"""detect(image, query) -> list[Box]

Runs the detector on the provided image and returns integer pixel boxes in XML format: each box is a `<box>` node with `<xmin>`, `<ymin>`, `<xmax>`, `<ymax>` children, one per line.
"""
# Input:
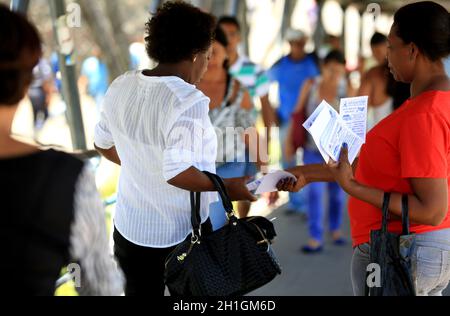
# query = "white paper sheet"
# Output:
<box><xmin>340</xmin><ymin>96</ymin><xmax>369</xmax><ymax>143</ymax></box>
<box><xmin>320</xmin><ymin>115</ymin><xmax>364</xmax><ymax>164</ymax></box>
<box><xmin>246</xmin><ymin>171</ymin><xmax>297</xmax><ymax>194</ymax></box>
<box><xmin>303</xmin><ymin>98</ymin><xmax>368</xmax><ymax>164</ymax></box>
<box><xmin>303</xmin><ymin>101</ymin><xmax>334</xmax><ymax>163</ymax></box>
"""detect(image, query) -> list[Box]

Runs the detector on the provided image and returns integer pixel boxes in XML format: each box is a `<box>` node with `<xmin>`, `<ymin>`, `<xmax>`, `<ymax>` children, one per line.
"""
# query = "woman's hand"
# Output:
<box><xmin>224</xmin><ymin>177</ymin><xmax>257</xmax><ymax>202</ymax></box>
<box><xmin>276</xmin><ymin>170</ymin><xmax>308</xmax><ymax>192</ymax></box>
<box><xmin>327</xmin><ymin>143</ymin><xmax>357</xmax><ymax>193</ymax></box>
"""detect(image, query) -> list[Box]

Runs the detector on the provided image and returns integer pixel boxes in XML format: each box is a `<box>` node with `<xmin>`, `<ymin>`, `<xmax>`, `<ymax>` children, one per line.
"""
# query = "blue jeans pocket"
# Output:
<box><xmin>414</xmin><ymin>246</ymin><xmax>444</xmax><ymax>294</ymax></box>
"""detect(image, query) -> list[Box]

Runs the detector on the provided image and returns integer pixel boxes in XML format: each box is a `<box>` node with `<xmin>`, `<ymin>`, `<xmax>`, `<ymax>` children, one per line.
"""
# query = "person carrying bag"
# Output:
<box><xmin>165</xmin><ymin>171</ymin><xmax>282</xmax><ymax>296</ymax></box>
<box><xmin>366</xmin><ymin>193</ymin><xmax>416</xmax><ymax>296</ymax></box>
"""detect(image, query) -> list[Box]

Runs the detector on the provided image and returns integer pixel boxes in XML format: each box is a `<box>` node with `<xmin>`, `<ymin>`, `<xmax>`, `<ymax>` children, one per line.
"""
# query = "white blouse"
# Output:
<box><xmin>94</xmin><ymin>71</ymin><xmax>218</xmax><ymax>248</ymax></box>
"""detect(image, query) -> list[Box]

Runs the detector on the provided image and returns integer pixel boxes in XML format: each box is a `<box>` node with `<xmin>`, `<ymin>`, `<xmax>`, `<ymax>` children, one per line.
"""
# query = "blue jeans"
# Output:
<box><xmin>279</xmin><ymin>122</ymin><xmax>306</xmax><ymax>213</ymax></box>
<box><xmin>209</xmin><ymin>162</ymin><xmax>247</xmax><ymax>230</ymax></box>
<box><xmin>351</xmin><ymin>229</ymin><xmax>450</xmax><ymax>296</ymax></box>
<box><xmin>303</xmin><ymin>149</ymin><xmax>345</xmax><ymax>242</ymax></box>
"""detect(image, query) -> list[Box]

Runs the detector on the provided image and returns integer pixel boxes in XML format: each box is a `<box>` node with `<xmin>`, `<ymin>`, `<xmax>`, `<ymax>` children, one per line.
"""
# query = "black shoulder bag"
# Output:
<box><xmin>367</xmin><ymin>193</ymin><xmax>416</xmax><ymax>296</ymax></box>
<box><xmin>164</xmin><ymin>171</ymin><xmax>282</xmax><ymax>296</ymax></box>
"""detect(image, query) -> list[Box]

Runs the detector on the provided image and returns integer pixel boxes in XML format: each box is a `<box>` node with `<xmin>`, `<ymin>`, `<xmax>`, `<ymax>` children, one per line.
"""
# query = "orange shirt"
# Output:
<box><xmin>349</xmin><ymin>90</ymin><xmax>450</xmax><ymax>247</ymax></box>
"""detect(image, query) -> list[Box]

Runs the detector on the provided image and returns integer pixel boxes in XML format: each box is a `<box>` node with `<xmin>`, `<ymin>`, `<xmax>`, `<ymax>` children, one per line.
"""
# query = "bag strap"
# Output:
<box><xmin>190</xmin><ymin>172</ymin><xmax>236</xmax><ymax>239</ymax></box>
<box><xmin>190</xmin><ymin>191</ymin><xmax>202</xmax><ymax>238</ymax></box>
<box><xmin>402</xmin><ymin>195</ymin><xmax>410</xmax><ymax>236</ymax></box>
<box><xmin>202</xmin><ymin>171</ymin><xmax>234</xmax><ymax>215</ymax></box>
<box><xmin>381</xmin><ymin>192</ymin><xmax>391</xmax><ymax>234</ymax></box>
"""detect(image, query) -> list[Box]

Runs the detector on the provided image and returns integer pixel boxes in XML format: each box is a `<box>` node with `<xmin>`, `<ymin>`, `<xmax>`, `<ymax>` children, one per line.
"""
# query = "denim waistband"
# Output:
<box><xmin>415</xmin><ymin>229</ymin><xmax>450</xmax><ymax>251</ymax></box>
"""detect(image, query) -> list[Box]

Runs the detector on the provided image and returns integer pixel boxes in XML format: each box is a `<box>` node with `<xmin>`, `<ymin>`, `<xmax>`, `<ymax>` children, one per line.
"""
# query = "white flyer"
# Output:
<box><xmin>303</xmin><ymin>101</ymin><xmax>334</xmax><ymax>163</ymax></box>
<box><xmin>340</xmin><ymin>96</ymin><xmax>369</xmax><ymax>143</ymax></box>
<box><xmin>320</xmin><ymin>115</ymin><xmax>364</xmax><ymax>164</ymax></box>
<box><xmin>246</xmin><ymin>171</ymin><xmax>297</xmax><ymax>194</ymax></box>
<box><xmin>302</xmin><ymin>98</ymin><xmax>368</xmax><ymax>164</ymax></box>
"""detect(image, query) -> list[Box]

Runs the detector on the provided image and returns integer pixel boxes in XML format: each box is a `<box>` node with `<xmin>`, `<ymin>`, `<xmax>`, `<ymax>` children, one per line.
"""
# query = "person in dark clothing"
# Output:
<box><xmin>0</xmin><ymin>5</ymin><xmax>123</xmax><ymax>296</ymax></box>
<box><xmin>28</xmin><ymin>57</ymin><xmax>53</xmax><ymax>133</ymax></box>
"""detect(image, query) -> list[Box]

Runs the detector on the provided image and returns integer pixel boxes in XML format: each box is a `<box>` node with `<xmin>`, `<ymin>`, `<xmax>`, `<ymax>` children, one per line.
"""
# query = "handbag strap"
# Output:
<box><xmin>190</xmin><ymin>172</ymin><xmax>236</xmax><ymax>238</ymax></box>
<box><xmin>381</xmin><ymin>192</ymin><xmax>391</xmax><ymax>234</ymax></box>
<box><xmin>402</xmin><ymin>195</ymin><xmax>410</xmax><ymax>236</ymax></box>
<box><xmin>202</xmin><ymin>171</ymin><xmax>234</xmax><ymax>215</ymax></box>
<box><xmin>190</xmin><ymin>191</ymin><xmax>202</xmax><ymax>238</ymax></box>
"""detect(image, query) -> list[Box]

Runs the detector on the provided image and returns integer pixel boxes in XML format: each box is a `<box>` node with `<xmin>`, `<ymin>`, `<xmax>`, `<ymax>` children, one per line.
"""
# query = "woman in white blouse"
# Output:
<box><xmin>94</xmin><ymin>1</ymin><xmax>255</xmax><ymax>296</ymax></box>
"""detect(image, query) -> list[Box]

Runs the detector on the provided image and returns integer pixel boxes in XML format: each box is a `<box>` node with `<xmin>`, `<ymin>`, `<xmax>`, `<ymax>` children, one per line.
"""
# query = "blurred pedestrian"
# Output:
<box><xmin>268</xmin><ymin>28</ymin><xmax>320</xmax><ymax>216</ymax></box>
<box><xmin>285</xmin><ymin>50</ymin><xmax>350</xmax><ymax>253</ymax></box>
<box><xmin>28</xmin><ymin>57</ymin><xmax>53</xmax><ymax>135</ymax></box>
<box><xmin>79</xmin><ymin>47</ymin><xmax>109</xmax><ymax>120</ymax></box>
<box><xmin>359</xmin><ymin>32</ymin><xmax>410</xmax><ymax>130</ymax></box>
<box><xmin>197</xmin><ymin>26</ymin><xmax>262</xmax><ymax>230</ymax></box>
<box><xmin>218</xmin><ymin>16</ymin><xmax>278</xmax><ymax>216</ymax></box>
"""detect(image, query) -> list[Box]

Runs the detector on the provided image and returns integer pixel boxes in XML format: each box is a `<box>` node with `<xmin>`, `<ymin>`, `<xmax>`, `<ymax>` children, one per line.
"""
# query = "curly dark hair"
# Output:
<box><xmin>145</xmin><ymin>1</ymin><xmax>216</xmax><ymax>64</ymax></box>
<box><xmin>0</xmin><ymin>5</ymin><xmax>41</xmax><ymax>106</ymax></box>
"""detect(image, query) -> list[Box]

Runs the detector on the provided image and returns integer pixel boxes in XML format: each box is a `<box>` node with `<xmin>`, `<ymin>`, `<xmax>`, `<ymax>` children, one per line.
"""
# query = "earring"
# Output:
<box><xmin>193</xmin><ymin>56</ymin><xmax>197</xmax><ymax>63</ymax></box>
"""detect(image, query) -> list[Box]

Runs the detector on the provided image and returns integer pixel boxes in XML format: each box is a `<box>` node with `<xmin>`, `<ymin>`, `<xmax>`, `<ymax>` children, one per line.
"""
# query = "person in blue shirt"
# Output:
<box><xmin>50</xmin><ymin>52</ymin><xmax>62</xmax><ymax>95</ymax></box>
<box><xmin>268</xmin><ymin>28</ymin><xmax>320</xmax><ymax>215</ymax></box>
<box><xmin>80</xmin><ymin>47</ymin><xmax>109</xmax><ymax>120</ymax></box>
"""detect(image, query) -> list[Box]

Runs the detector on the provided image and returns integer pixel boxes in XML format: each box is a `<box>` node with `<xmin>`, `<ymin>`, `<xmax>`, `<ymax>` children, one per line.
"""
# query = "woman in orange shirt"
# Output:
<box><xmin>279</xmin><ymin>1</ymin><xmax>450</xmax><ymax>296</ymax></box>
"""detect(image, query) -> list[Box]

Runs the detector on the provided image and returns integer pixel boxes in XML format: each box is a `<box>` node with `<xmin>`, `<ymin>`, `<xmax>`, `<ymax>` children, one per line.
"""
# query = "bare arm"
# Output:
<box><xmin>345</xmin><ymin>177</ymin><xmax>448</xmax><ymax>226</ymax></box>
<box><xmin>244</xmin><ymin>129</ymin><xmax>269</xmax><ymax>174</ymax></box>
<box><xmin>94</xmin><ymin>144</ymin><xmax>121</xmax><ymax>166</ymax></box>
<box><xmin>280</xmin><ymin>158</ymin><xmax>359</xmax><ymax>191</ymax></box>
<box><xmin>260</xmin><ymin>94</ymin><xmax>277</xmax><ymax>129</ymax></box>
<box><xmin>328</xmin><ymin>146</ymin><xmax>448</xmax><ymax>227</ymax></box>
<box><xmin>293</xmin><ymin>79</ymin><xmax>314</xmax><ymax>114</ymax></box>
<box><xmin>167</xmin><ymin>167</ymin><xmax>217</xmax><ymax>192</ymax></box>
<box><xmin>281</xmin><ymin>80</ymin><xmax>314</xmax><ymax>160</ymax></box>
<box><xmin>283</xmin><ymin>146</ymin><xmax>448</xmax><ymax>227</ymax></box>
<box><xmin>168</xmin><ymin>167</ymin><xmax>256</xmax><ymax>202</ymax></box>
<box><xmin>42</xmin><ymin>79</ymin><xmax>54</xmax><ymax>106</ymax></box>
<box><xmin>93</xmin><ymin>144</ymin><xmax>256</xmax><ymax>202</ymax></box>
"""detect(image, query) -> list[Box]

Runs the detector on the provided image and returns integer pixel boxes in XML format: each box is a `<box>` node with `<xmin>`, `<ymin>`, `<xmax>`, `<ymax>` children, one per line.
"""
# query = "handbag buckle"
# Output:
<box><xmin>191</xmin><ymin>232</ymin><xmax>201</xmax><ymax>244</ymax></box>
<box><xmin>226</xmin><ymin>211</ymin><xmax>236</xmax><ymax>220</ymax></box>
<box><xmin>176</xmin><ymin>235</ymin><xmax>201</xmax><ymax>263</ymax></box>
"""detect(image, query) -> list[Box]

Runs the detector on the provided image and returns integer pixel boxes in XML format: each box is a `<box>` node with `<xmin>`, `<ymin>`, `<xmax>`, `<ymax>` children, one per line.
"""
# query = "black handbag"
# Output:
<box><xmin>367</xmin><ymin>193</ymin><xmax>416</xmax><ymax>296</ymax></box>
<box><xmin>164</xmin><ymin>171</ymin><xmax>282</xmax><ymax>296</ymax></box>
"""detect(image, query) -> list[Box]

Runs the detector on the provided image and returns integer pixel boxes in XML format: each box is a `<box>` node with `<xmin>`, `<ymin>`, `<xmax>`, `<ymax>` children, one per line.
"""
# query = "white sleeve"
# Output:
<box><xmin>69</xmin><ymin>163</ymin><xmax>124</xmax><ymax>296</ymax></box>
<box><xmin>94</xmin><ymin>110</ymin><xmax>115</xmax><ymax>150</ymax></box>
<box><xmin>162</xmin><ymin>99</ymin><xmax>210</xmax><ymax>181</ymax></box>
